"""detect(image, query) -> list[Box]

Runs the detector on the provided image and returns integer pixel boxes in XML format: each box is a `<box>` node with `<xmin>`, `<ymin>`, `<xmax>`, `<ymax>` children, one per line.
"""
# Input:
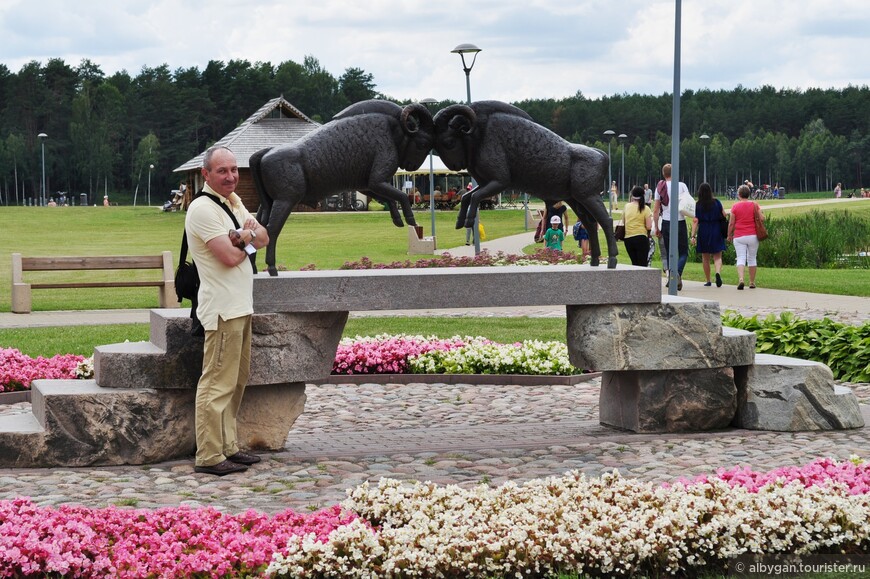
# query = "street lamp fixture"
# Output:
<box><xmin>700</xmin><ymin>133</ymin><xmax>710</xmax><ymax>183</ymax></box>
<box><xmin>603</xmin><ymin>130</ymin><xmax>614</xmax><ymax>215</ymax></box>
<box><xmin>618</xmin><ymin>133</ymin><xmax>627</xmax><ymax>203</ymax></box>
<box><xmin>419</xmin><ymin>98</ymin><xmax>439</xmax><ymax>242</ymax></box>
<box><xmin>37</xmin><ymin>133</ymin><xmax>47</xmax><ymax>206</ymax></box>
<box><xmin>452</xmin><ymin>43</ymin><xmax>482</xmax><ymax>254</ymax></box>
<box><xmin>451</xmin><ymin>43</ymin><xmax>481</xmax><ymax>104</ymax></box>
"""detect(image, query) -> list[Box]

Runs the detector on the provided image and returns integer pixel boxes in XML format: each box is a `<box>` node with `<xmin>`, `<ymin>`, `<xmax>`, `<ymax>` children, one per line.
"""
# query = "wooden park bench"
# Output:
<box><xmin>11</xmin><ymin>252</ymin><xmax>177</xmax><ymax>313</ymax></box>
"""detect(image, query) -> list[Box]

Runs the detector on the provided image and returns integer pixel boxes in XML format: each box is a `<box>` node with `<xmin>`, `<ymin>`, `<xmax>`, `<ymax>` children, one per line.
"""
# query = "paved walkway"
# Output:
<box><xmin>1</xmin><ymin>205</ymin><xmax>868</xmax><ymax>515</ymax></box>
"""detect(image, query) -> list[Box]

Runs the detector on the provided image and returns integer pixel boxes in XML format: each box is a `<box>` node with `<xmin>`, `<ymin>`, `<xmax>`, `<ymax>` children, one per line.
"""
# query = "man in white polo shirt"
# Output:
<box><xmin>185</xmin><ymin>146</ymin><xmax>269</xmax><ymax>476</ymax></box>
<box><xmin>651</xmin><ymin>163</ymin><xmax>690</xmax><ymax>291</ymax></box>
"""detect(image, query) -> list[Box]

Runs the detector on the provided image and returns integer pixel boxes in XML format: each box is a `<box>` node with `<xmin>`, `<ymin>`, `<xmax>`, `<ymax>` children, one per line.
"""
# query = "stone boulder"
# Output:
<box><xmin>95</xmin><ymin>309</ymin><xmax>347</xmax><ymax>389</ymax></box>
<box><xmin>733</xmin><ymin>354</ymin><xmax>865</xmax><ymax>431</ymax></box>
<box><xmin>567</xmin><ymin>296</ymin><xmax>756</xmax><ymax>372</ymax></box>
<box><xmin>0</xmin><ymin>380</ymin><xmax>195</xmax><ymax>468</ymax></box>
<box><xmin>599</xmin><ymin>368</ymin><xmax>737</xmax><ymax>433</ymax></box>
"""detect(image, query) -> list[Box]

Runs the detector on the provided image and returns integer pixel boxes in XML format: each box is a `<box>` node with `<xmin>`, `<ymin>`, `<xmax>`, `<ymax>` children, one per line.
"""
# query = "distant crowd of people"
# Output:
<box><xmin>537</xmin><ymin>164</ymin><xmax>782</xmax><ymax>292</ymax></box>
<box><xmin>835</xmin><ymin>182</ymin><xmax>870</xmax><ymax>198</ymax></box>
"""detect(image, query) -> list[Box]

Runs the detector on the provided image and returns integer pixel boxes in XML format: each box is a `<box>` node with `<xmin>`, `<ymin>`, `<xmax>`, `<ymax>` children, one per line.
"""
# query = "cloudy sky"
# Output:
<box><xmin>2</xmin><ymin>0</ymin><xmax>868</xmax><ymax>103</ymax></box>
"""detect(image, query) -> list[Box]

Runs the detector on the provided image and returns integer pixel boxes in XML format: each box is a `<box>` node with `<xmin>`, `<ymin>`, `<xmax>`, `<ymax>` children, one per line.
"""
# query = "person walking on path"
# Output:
<box><xmin>609</xmin><ymin>181</ymin><xmax>619</xmax><ymax>211</ymax></box>
<box><xmin>691</xmin><ymin>182</ymin><xmax>727</xmax><ymax>287</ymax></box>
<box><xmin>727</xmin><ymin>184</ymin><xmax>764</xmax><ymax>290</ymax></box>
<box><xmin>572</xmin><ymin>220</ymin><xmax>590</xmax><ymax>261</ymax></box>
<box><xmin>185</xmin><ymin>145</ymin><xmax>269</xmax><ymax>476</ymax></box>
<box><xmin>652</xmin><ymin>163</ymin><xmax>690</xmax><ymax>291</ymax></box>
<box><xmin>622</xmin><ymin>186</ymin><xmax>653</xmax><ymax>266</ymax></box>
<box><xmin>544</xmin><ymin>216</ymin><xmax>565</xmax><ymax>251</ymax></box>
<box><xmin>544</xmin><ymin>200</ymin><xmax>569</xmax><ymax>234</ymax></box>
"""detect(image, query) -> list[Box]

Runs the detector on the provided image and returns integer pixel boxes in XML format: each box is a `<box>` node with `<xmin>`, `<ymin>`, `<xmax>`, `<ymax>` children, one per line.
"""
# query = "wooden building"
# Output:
<box><xmin>173</xmin><ymin>96</ymin><xmax>320</xmax><ymax>210</ymax></box>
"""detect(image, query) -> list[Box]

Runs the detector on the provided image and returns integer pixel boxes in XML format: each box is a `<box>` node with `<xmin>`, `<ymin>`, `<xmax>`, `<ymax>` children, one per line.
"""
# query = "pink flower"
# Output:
<box><xmin>0</xmin><ymin>498</ymin><xmax>361</xmax><ymax>577</ymax></box>
<box><xmin>332</xmin><ymin>334</ymin><xmax>469</xmax><ymax>375</ymax></box>
<box><xmin>0</xmin><ymin>348</ymin><xmax>85</xmax><ymax>393</ymax></box>
<box><xmin>668</xmin><ymin>457</ymin><xmax>870</xmax><ymax>495</ymax></box>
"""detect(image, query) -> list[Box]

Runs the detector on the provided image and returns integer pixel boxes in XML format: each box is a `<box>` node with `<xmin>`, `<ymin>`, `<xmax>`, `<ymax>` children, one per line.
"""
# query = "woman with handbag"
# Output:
<box><xmin>727</xmin><ymin>184</ymin><xmax>766</xmax><ymax>290</ymax></box>
<box><xmin>622</xmin><ymin>186</ymin><xmax>653</xmax><ymax>266</ymax></box>
<box><xmin>690</xmin><ymin>182</ymin><xmax>727</xmax><ymax>287</ymax></box>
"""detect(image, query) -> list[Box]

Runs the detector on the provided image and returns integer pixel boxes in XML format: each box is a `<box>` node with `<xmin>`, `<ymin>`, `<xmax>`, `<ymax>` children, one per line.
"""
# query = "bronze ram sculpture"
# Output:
<box><xmin>250</xmin><ymin>100</ymin><xmax>434</xmax><ymax>275</ymax></box>
<box><xmin>433</xmin><ymin>100</ymin><xmax>617</xmax><ymax>267</ymax></box>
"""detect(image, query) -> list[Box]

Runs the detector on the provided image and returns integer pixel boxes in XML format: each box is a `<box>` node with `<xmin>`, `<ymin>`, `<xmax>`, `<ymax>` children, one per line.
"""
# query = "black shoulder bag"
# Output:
<box><xmin>175</xmin><ymin>192</ymin><xmax>253</xmax><ymax>337</ymax></box>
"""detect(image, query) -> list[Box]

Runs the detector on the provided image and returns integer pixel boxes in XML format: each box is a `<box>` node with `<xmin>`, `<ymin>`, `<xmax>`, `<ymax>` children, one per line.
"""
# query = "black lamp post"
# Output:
<box><xmin>700</xmin><ymin>134</ymin><xmax>710</xmax><ymax>183</ymax></box>
<box><xmin>618</xmin><ymin>133</ymin><xmax>627</xmax><ymax>203</ymax></box>
<box><xmin>148</xmin><ymin>164</ymin><xmax>154</xmax><ymax>206</ymax></box>
<box><xmin>38</xmin><ymin>133</ymin><xmax>47</xmax><ymax>206</ymax></box>
<box><xmin>603</xmin><ymin>130</ymin><xmax>614</xmax><ymax>215</ymax></box>
<box><xmin>420</xmin><ymin>98</ymin><xmax>439</xmax><ymax>242</ymax></box>
<box><xmin>452</xmin><ymin>43</ymin><xmax>482</xmax><ymax>255</ymax></box>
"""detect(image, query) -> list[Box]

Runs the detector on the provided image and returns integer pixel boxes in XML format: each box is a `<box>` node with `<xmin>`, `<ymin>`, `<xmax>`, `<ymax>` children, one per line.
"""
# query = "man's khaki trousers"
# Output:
<box><xmin>195</xmin><ymin>314</ymin><xmax>252</xmax><ymax>467</ymax></box>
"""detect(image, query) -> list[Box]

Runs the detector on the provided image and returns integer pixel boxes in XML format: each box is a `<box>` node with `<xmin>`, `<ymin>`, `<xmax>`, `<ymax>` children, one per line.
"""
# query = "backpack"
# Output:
<box><xmin>656</xmin><ymin>180</ymin><xmax>669</xmax><ymax>206</ymax></box>
<box><xmin>534</xmin><ymin>218</ymin><xmax>545</xmax><ymax>243</ymax></box>
<box><xmin>572</xmin><ymin>221</ymin><xmax>582</xmax><ymax>240</ymax></box>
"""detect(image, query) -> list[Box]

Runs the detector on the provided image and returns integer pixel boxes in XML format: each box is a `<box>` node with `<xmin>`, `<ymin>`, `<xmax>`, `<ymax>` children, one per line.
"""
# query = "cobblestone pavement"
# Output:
<box><xmin>1</xmin><ymin>305</ymin><xmax>868</xmax><ymax>515</ymax></box>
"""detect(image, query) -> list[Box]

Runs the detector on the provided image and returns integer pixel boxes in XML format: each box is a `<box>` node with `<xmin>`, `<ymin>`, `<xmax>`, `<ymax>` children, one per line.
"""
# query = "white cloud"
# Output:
<box><xmin>0</xmin><ymin>0</ymin><xmax>866</xmax><ymax>101</ymax></box>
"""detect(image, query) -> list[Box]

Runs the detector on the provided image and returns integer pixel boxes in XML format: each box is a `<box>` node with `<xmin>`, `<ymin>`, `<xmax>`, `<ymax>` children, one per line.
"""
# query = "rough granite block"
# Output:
<box><xmin>95</xmin><ymin>310</ymin><xmax>346</xmax><ymax>389</ymax></box>
<box><xmin>252</xmin><ymin>264</ymin><xmax>661</xmax><ymax>312</ymax></box>
<box><xmin>567</xmin><ymin>296</ymin><xmax>755</xmax><ymax>371</ymax></box>
<box><xmin>599</xmin><ymin>368</ymin><xmax>737</xmax><ymax>433</ymax></box>
<box><xmin>734</xmin><ymin>354</ymin><xmax>864</xmax><ymax>431</ymax></box>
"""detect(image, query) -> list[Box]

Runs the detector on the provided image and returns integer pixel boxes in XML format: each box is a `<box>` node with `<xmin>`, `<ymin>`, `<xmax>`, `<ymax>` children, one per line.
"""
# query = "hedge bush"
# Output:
<box><xmin>691</xmin><ymin>210</ymin><xmax>870</xmax><ymax>269</ymax></box>
<box><xmin>723</xmin><ymin>311</ymin><xmax>870</xmax><ymax>382</ymax></box>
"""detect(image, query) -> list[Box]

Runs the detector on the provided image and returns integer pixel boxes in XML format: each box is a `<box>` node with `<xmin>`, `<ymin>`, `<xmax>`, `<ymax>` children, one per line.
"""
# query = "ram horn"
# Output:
<box><xmin>400</xmin><ymin>103</ymin><xmax>433</xmax><ymax>134</ymax></box>
<box><xmin>434</xmin><ymin>104</ymin><xmax>476</xmax><ymax>135</ymax></box>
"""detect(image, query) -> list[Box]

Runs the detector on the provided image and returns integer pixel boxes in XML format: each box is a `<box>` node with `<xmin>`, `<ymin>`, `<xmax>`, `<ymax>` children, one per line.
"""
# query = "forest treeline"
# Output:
<box><xmin>0</xmin><ymin>56</ymin><xmax>867</xmax><ymax>204</ymax></box>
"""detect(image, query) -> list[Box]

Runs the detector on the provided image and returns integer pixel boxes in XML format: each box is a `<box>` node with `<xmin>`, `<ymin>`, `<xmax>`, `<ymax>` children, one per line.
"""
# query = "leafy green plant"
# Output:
<box><xmin>758</xmin><ymin>210</ymin><xmax>870</xmax><ymax>269</ymax></box>
<box><xmin>723</xmin><ymin>311</ymin><xmax>870</xmax><ymax>382</ymax></box>
<box><xmin>690</xmin><ymin>210</ymin><xmax>870</xmax><ymax>269</ymax></box>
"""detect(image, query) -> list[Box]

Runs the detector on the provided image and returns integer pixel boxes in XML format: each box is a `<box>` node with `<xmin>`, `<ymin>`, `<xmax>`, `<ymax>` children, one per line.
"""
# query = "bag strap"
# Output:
<box><xmin>179</xmin><ymin>191</ymin><xmax>243</xmax><ymax>263</ymax></box>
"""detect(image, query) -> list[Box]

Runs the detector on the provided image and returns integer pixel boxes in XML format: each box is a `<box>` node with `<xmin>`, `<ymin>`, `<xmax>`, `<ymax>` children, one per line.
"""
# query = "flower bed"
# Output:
<box><xmin>299</xmin><ymin>248</ymin><xmax>582</xmax><ymax>271</ymax></box>
<box><xmin>1</xmin><ymin>458</ymin><xmax>868</xmax><ymax>577</ymax></box>
<box><xmin>271</xmin><ymin>457</ymin><xmax>870</xmax><ymax>578</ymax></box>
<box><xmin>0</xmin><ymin>348</ymin><xmax>90</xmax><ymax>393</ymax></box>
<box><xmin>333</xmin><ymin>334</ymin><xmax>581</xmax><ymax>376</ymax></box>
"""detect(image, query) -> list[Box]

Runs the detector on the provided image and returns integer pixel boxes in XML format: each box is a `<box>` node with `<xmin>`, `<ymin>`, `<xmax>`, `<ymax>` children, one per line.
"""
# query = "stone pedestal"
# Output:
<box><xmin>599</xmin><ymin>368</ymin><xmax>737</xmax><ymax>433</ymax></box>
<box><xmin>238</xmin><ymin>382</ymin><xmax>307</xmax><ymax>450</ymax></box>
<box><xmin>734</xmin><ymin>354</ymin><xmax>864</xmax><ymax>431</ymax></box>
<box><xmin>1</xmin><ymin>267</ymin><xmax>864</xmax><ymax>468</ymax></box>
<box><xmin>567</xmin><ymin>296</ymin><xmax>756</xmax><ymax>372</ymax></box>
<box><xmin>94</xmin><ymin>309</ymin><xmax>347</xmax><ymax>389</ymax></box>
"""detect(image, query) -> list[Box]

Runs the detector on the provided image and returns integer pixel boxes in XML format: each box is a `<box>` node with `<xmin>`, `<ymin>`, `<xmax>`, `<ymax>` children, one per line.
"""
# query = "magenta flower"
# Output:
<box><xmin>0</xmin><ymin>348</ymin><xmax>85</xmax><ymax>393</ymax></box>
<box><xmin>0</xmin><ymin>498</ymin><xmax>360</xmax><ymax>577</ymax></box>
<box><xmin>332</xmin><ymin>334</ymin><xmax>469</xmax><ymax>375</ymax></box>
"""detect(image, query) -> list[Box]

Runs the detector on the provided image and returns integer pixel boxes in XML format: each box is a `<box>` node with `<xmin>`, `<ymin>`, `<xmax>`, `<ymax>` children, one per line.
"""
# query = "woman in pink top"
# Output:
<box><xmin>727</xmin><ymin>185</ymin><xmax>765</xmax><ymax>290</ymax></box>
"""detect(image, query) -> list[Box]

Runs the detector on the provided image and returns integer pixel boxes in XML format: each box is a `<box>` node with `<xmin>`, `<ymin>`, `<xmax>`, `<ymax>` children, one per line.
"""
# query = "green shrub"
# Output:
<box><xmin>760</xmin><ymin>210</ymin><xmax>870</xmax><ymax>269</ymax></box>
<box><xmin>691</xmin><ymin>210</ymin><xmax>870</xmax><ymax>269</ymax></box>
<box><xmin>723</xmin><ymin>311</ymin><xmax>870</xmax><ymax>382</ymax></box>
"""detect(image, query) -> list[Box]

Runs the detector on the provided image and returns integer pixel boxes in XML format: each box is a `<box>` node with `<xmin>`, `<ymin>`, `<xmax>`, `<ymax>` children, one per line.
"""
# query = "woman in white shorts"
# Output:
<box><xmin>726</xmin><ymin>185</ymin><xmax>764</xmax><ymax>290</ymax></box>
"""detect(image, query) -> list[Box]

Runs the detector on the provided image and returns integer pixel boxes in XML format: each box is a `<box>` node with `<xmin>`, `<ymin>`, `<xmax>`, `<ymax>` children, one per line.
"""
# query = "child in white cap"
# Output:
<box><xmin>544</xmin><ymin>216</ymin><xmax>565</xmax><ymax>251</ymax></box>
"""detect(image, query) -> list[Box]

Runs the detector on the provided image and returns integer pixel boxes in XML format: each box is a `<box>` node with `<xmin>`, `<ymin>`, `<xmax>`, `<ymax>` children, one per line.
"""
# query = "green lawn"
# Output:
<box><xmin>0</xmin><ymin>205</ymin><xmax>532</xmax><ymax>311</ymax></box>
<box><xmin>2</xmin><ymin>198</ymin><xmax>868</xmax><ymax>358</ymax></box>
<box><xmin>0</xmin><ymin>317</ymin><xmax>572</xmax><ymax>358</ymax></box>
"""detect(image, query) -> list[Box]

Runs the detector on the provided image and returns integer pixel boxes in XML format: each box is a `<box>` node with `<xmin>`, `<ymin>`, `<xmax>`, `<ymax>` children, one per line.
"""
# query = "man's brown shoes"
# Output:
<box><xmin>194</xmin><ymin>452</ymin><xmax>261</xmax><ymax>476</ymax></box>
<box><xmin>226</xmin><ymin>451</ymin><xmax>262</xmax><ymax>465</ymax></box>
<box><xmin>194</xmin><ymin>459</ymin><xmax>248</xmax><ymax>476</ymax></box>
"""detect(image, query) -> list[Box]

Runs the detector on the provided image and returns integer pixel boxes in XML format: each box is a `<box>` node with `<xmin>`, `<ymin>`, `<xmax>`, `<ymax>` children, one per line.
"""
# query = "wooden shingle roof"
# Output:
<box><xmin>173</xmin><ymin>96</ymin><xmax>320</xmax><ymax>172</ymax></box>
